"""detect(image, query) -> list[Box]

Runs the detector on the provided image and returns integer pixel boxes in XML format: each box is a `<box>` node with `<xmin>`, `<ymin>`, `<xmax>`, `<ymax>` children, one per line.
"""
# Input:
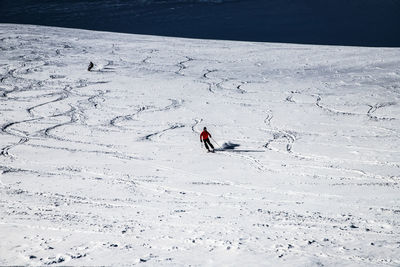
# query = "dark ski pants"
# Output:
<box><xmin>203</xmin><ymin>138</ymin><xmax>214</xmax><ymax>151</ymax></box>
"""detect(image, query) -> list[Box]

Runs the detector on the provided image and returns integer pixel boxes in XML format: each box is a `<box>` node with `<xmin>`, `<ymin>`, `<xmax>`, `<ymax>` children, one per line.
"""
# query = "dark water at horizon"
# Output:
<box><xmin>1</xmin><ymin>0</ymin><xmax>400</xmax><ymax>47</ymax></box>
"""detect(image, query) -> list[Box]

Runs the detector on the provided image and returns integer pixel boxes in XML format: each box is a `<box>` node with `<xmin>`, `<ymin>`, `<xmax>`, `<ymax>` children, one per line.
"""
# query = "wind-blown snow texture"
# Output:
<box><xmin>0</xmin><ymin>24</ymin><xmax>399</xmax><ymax>266</ymax></box>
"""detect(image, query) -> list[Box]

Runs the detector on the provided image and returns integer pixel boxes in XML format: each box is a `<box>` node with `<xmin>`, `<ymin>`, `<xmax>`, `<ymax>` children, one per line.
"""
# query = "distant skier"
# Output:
<box><xmin>87</xmin><ymin>61</ymin><xmax>94</xmax><ymax>71</ymax></box>
<box><xmin>200</xmin><ymin>127</ymin><xmax>215</xmax><ymax>152</ymax></box>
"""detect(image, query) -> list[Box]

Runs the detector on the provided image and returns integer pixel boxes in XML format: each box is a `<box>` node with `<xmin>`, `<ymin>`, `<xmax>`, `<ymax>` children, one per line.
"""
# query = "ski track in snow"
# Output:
<box><xmin>0</xmin><ymin>24</ymin><xmax>400</xmax><ymax>266</ymax></box>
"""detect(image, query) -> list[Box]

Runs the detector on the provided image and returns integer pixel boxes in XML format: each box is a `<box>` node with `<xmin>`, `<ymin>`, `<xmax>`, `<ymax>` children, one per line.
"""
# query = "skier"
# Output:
<box><xmin>87</xmin><ymin>61</ymin><xmax>94</xmax><ymax>71</ymax></box>
<box><xmin>200</xmin><ymin>127</ymin><xmax>215</xmax><ymax>152</ymax></box>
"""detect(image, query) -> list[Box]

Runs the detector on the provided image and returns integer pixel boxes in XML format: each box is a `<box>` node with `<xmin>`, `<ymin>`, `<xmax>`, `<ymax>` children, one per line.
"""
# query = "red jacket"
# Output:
<box><xmin>200</xmin><ymin>130</ymin><xmax>211</xmax><ymax>141</ymax></box>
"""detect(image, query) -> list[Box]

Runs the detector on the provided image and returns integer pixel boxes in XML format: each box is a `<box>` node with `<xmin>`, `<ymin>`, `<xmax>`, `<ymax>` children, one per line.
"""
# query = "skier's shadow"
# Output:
<box><xmin>215</xmin><ymin>142</ymin><xmax>264</xmax><ymax>153</ymax></box>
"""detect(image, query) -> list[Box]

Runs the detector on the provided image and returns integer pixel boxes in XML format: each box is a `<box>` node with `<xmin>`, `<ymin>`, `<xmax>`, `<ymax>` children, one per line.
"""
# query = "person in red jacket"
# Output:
<box><xmin>200</xmin><ymin>127</ymin><xmax>214</xmax><ymax>152</ymax></box>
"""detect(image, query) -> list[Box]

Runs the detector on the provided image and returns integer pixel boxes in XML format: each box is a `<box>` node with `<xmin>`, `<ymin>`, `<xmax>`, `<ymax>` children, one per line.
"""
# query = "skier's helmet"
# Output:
<box><xmin>204</xmin><ymin>127</ymin><xmax>207</xmax><ymax>130</ymax></box>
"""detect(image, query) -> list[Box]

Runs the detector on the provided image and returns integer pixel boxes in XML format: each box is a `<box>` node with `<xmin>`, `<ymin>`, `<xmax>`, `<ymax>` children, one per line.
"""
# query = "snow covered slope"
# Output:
<box><xmin>0</xmin><ymin>24</ymin><xmax>399</xmax><ymax>266</ymax></box>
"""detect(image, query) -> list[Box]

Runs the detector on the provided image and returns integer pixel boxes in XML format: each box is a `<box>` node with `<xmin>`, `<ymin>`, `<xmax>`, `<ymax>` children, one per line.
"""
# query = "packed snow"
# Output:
<box><xmin>0</xmin><ymin>24</ymin><xmax>399</xmax><ymax>266</ymax></box>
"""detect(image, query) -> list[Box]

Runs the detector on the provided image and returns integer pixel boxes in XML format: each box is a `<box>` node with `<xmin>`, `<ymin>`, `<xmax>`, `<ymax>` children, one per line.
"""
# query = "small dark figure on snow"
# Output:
<box><xmin>200</xmin><ymin>127</ymin><xmax>214</xmax><ymax>152</ymax></box>
<box><xmin>87</xmin><ymin>61</ymin><xmax>94</xmax><ymax>71</ymax></box>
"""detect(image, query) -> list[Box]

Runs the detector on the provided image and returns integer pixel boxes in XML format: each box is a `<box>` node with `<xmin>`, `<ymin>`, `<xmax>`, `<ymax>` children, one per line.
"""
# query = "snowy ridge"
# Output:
<box><xmin>3</xmin><ymin>0</ymin><xmax>399</xmax><ymax>46</ymax></box>
<box><xmin>0</xmin><ymin>24</ymin><xmax>400</xmax><ymax>266</ymax></box>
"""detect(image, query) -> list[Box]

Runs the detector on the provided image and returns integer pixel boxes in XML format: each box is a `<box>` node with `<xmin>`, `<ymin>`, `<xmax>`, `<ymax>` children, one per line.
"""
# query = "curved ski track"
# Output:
<box><xmin>1</xmin><ymin>25</ymin><xmax>400</xmax><ymax>267</ymax></box>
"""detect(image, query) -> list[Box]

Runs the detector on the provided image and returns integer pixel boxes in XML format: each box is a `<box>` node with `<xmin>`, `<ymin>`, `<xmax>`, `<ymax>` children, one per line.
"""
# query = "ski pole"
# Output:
<box><xmin>211</xmin><ymin>137</ymin><xmax>222</xmax><ymax>148</ymax></box>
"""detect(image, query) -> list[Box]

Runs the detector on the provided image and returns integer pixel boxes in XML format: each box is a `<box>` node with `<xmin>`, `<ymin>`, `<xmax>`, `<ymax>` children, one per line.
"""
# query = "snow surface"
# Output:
<box><xmin>0</xmin><ymin>24</ymin><xmax>399</xmax><ymax>266</ymax></box>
